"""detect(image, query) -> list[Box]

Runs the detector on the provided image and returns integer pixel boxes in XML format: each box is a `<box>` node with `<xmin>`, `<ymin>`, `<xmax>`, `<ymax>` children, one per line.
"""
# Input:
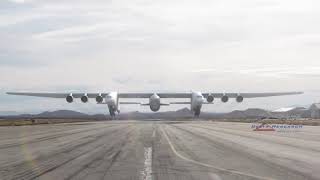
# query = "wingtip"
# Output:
<box><xmin>6</xmin><ymin>92</ymin><xmax>19</xmax><ymax>95</ymax></box>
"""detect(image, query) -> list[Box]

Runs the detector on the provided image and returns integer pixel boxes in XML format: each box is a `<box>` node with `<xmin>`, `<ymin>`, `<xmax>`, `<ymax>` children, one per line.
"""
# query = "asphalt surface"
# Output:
<box><xmin>0</xmin><ymin>120</ymin><xmax>319</xmax><ymax>180</ymax></box>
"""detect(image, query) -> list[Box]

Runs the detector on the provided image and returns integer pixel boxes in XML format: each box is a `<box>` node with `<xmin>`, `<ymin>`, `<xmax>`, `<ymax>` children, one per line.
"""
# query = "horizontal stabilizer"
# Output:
<box><xmin>170</xmin><ymin>102</ymin><xmax>191</xmax><ymax>104</ymax></box>
<box><xmin>136</xmin><ymin>103</ymin><xmax>170</xmax><ymax>106</ymax></box>
<box><xmin>160</xmin><ymin>103</ymin><xmax>170</xmax><ymax>106</ymax></box>
<box><xmin>119</xmin><ymin>102</ymin><xmax>142</xmax><ymax>105</ymax></box>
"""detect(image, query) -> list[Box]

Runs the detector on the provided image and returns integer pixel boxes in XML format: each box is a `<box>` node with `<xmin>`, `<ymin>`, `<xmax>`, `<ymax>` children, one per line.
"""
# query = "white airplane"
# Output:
<box><xmin>7</xmin><ymin>91</ymin><xmax>303</xmax><ymax>117</ymax></box>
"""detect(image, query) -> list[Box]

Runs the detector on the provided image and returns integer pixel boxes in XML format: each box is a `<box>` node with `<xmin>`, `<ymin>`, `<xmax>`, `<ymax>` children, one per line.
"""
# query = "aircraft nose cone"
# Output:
<box><xmin>150</xmin><ymin>93</ymin><xmax>160</xmax><ymax>99</ymax></box>
<box><xmin>195</xmin><ymin>97</ymin><xmax>205</xmax><ymax>105</ymax></box>
<box><xmin>106</xmin><ymin>98</ymin><xmax>116</xmax><ymax>105</ymax></box>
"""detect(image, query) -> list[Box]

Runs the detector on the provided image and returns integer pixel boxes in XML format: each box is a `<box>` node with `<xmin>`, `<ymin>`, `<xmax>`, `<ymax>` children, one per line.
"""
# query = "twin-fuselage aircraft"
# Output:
<box><xmin>7</xmin><ymin>91</ymin><xmax>303</xmax><ymax>117</ymax></box>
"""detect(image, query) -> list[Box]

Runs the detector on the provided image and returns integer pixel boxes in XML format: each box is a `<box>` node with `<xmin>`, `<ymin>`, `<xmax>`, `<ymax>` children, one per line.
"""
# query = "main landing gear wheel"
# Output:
<box><xmin>194</xmin><ymin>108</ymin><xmax>201</xmax><ymax>118</ymax></box>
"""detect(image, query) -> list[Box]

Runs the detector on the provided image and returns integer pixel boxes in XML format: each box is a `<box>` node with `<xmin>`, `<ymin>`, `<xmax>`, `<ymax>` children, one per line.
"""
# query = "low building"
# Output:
<box><xmin>272</xmin><ymin>107</ymin><xmax>307</xmax><ymax>119</ymax></box>
<box><xmin>309</xmin><ymin>103</ymin><xmax>320</xmax><ymax>119</ymax></box>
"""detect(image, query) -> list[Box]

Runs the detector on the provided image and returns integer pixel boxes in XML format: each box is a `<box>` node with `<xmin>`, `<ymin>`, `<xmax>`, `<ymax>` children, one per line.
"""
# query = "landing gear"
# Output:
<box><xmin>194</xmin><ymin>107</ymin><xmax>201</xmax><ymax>118</ymax></box>
<box><xmin>109</xmin><ymin>109</ymin><xmax>116</xmax><ymax>117</ymax></box>
<box><xmin>108</xmin><ymin>106</ymin><xmax>117</xmax><ymax>120</ymax></box>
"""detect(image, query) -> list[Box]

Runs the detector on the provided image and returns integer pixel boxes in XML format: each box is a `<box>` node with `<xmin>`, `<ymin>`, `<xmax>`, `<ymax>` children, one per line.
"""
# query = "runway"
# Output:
<box><xmin>0</xmin><ymin>120</ymin><xmax>319</xmax><ymax>180</ymax></box>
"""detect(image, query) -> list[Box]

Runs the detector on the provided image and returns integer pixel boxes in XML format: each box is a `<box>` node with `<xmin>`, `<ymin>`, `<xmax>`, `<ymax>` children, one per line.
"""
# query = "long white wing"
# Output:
<box><xmin>120</xmin><ymin>92</ymin><xmax>303</xmax><ymax>98</ymax></box>
<box><xmin>6</xmin><ymin>92</ymin><xmax>108</xmax><ymax>98</ymax></box>
<box><xmin>7</xmin><ymin>91</ymin><xmax>303</xmax><ymax>99</ymax></box>
<box><xmin>6</xmin><ymin>92</ymin><xmax>191</xmax><ymax>98</ymax></box>
<box><xmin>202</xmin><ymin>92</ymin><xmax>303</xmax><ymax>98</ymax></box>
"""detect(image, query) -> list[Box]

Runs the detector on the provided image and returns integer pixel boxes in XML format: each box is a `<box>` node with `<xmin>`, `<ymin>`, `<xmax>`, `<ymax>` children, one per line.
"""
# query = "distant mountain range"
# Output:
<box><xmin>1</xmin><ymin>104</ymin><xmax>319</xmax><ymax>120</ymax></box>
<box><xmin>0</xmin><ymin>111</ymin><xmax>21</xmax><ymax>116</ymax></box>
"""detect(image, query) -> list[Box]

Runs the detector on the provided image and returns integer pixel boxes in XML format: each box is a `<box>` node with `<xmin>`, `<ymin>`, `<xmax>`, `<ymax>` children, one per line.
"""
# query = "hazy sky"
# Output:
<box><xmin>1</xmin><ymin>0</ymin><xmax>320</xmax><ymax>114</ymax></box>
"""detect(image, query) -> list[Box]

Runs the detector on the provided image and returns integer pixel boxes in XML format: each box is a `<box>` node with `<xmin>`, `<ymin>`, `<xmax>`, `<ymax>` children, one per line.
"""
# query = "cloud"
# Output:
<box><xmin>9</xmin><ymin>0</ymin><xmax>27</xmax><ymax>4</ymax></box>
<box><xmin>191</xmin><ymin>66</ymin><xmax>320</xmax><ymax>79</ymax></box>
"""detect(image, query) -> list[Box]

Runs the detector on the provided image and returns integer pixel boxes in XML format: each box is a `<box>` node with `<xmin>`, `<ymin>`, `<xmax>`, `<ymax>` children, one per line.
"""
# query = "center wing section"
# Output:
<box><xmin>118</xmin><ymin>93</ymin><xmax>191</xmax><ymax>105</ymax></box>
<box><xmin>118</xmin><ymin>93</ymin><xmax>191</xmax><ymax>98</ymax></box>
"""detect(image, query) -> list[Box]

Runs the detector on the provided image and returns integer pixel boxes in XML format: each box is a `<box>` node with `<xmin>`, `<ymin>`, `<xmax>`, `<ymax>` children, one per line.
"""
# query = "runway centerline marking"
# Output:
<box><xmin>140</xmin><ymin>147</ymin><xmax>153</xmax><ymax>180</ymax></box>
<box><xmin>160</xmin><ymin>125</ymin><xmax>274</xmax><ymax>180</ymax></box>
<box><xmin>152</xmin><ymin>130</ymin><xmax>156</xmax><ymax>138</ymax></box>
<box><xmin>209</xmin><ymin>173</ymin><xmax>222</xmax><ymax>180</ymax></box>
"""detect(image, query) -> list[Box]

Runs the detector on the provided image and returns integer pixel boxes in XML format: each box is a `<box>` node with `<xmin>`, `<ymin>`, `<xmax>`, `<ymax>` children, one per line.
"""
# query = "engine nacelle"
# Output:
<box><xmin>96</xmin><ymin>95</ymin><xmax>103</xmax><ymax>103</ymax></box>
<box><xmin>221</xmin><ymin>95</ymin><xmax>229</xmax><ymax>103</ymax></box>
<box><xmin>81</xmin><ymin>94</ymin><xmax>88</xmax><ymax>103</ymax></box>
<box><xmin>236</xmin><ymin>95</ymin><xmax>244</xmax><ymax>103</ymax></box>
<box><xmin>207</xmin><ymin>94</ymin><xmax>214</xmax><ymax>103</ymax></box>
<box><xmin>149</xmin><ymin>94</ymin><xmax>161</xmax><ymax>112</ymax></box>
<box><xmin>66</xmin><ymin>94</ymin><xmax>74</xmax><ymax>103</ymax></box>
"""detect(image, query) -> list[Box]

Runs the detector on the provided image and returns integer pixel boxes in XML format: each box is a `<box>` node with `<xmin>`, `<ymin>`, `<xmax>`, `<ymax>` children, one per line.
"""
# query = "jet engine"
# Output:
<box><xmin>66</xmin><ymin>94</ymin><xmax>74</xmax><ymax>103</ymax></box>
<box><xmin>149</xmin><ymin>94</ymin><xmax>161</xmax><ymax>112</ymax></box>
<box><xmin>221</xmin><ymin>95</ymin><xmax>229</xmax><ymax>103</ymax></box>
<box><xmin>81</xmin><ymin>94</ymin><xmax>88</xmax><ymax>103</ymax></box>
<box><xmin>236</xmin><ymin>95</ymin><xmax>244</xmax><ymax>103</ymax></box>
<box><xmin>207</xmin><ymin>94</ymin><xmax>214</xmax><ymax>103</ymax></box>
<box><xmin>96</xmin><ymin>95</ymin><xmax>103</xmax><ymax>103</ymax></box>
